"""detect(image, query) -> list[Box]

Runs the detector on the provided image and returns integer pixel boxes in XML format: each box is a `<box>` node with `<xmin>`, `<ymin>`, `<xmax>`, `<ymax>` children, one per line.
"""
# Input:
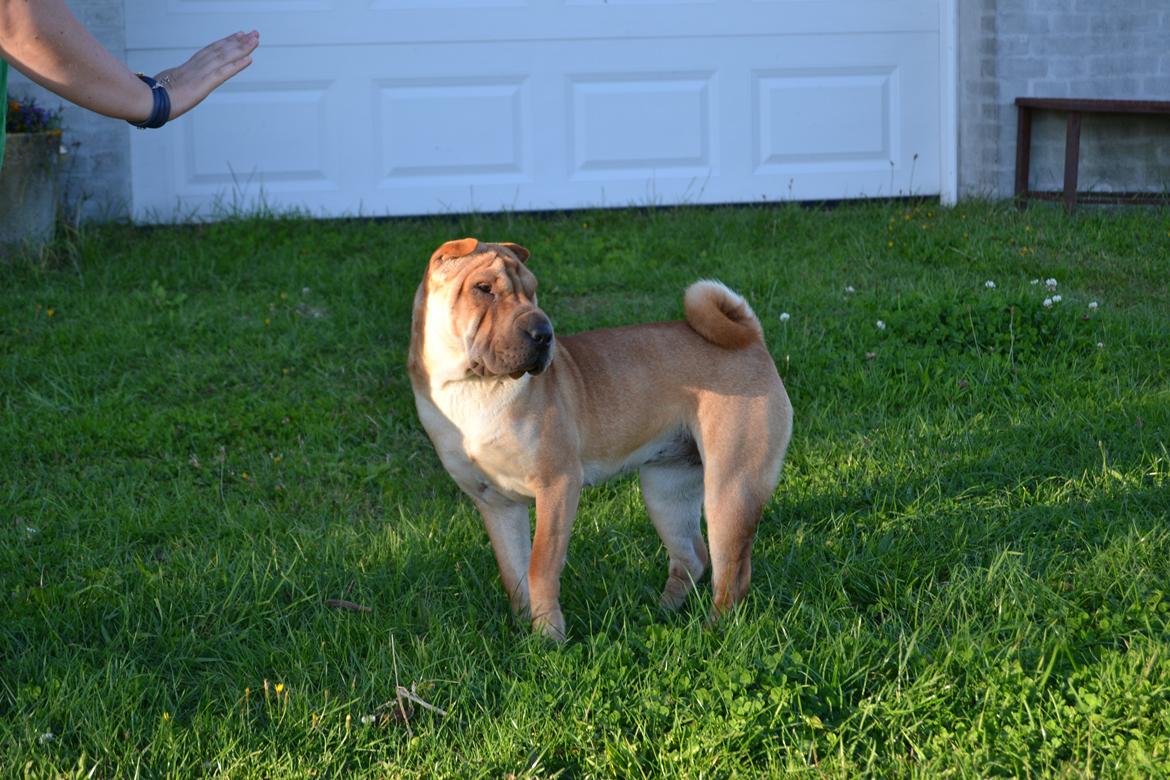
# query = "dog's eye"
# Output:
<box><xmin>473</xmin><ymin>282</ymin><xmax>493</xmax><ymax>295</ymax></box>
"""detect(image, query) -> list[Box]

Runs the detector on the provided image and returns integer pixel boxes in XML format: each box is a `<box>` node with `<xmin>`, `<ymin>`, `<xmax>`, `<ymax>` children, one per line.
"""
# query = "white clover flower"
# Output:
<box><xmin>876</xmin><ymin>320</ymin><xmax>886</xmax><ymax>330</ymax></box>
<box><xmin>1097</xmin><ymin>342</ymin><xmax>1104</xmax><ymax>349</ymax></box>
<box><xmin>1088</xmin><ymin>301</ymin><xmax>1099</xmax><ymax>310</ymax></box>
<box><xmin>1043</xmin><ymin>298</ymin><xmax>1053</xmax><ymax>308</ymax></box>
<box><xmin>1045</xmin><ymin>278</ymin><xmax>1058</xmax><ymax>290</ymax></box>
<box><xmin>845</xmin><ymin>285</ymin><xmax>856</xmax><ymax>294</ymax></box>
<box><xmin>39</xmin><ymin>732</ymin><xmax>55</xmax><ymax>744</ymax></box>
<box><xmin>985</xmin><ymin>280</ymin><xmax>996</xmax><ymax>289</ymax></box>
<box><xmin>361</xmin><ymin>714</ymin><xmax>376</xmax><ymax>725</ymax></box>
<box><xmin>1030</xmin><ymin>279</ymin><xmax>1040</xmax><ymax>285</ymax></box>
<box><xmin>1051</xmin><ymin>294</ymin><xmax>1062</xmax><ymax>303</ymax></box>
<box><xmin>779</xmin><ymin>312</ymin><xmax>791</xmax><ymax>322</ymax></box>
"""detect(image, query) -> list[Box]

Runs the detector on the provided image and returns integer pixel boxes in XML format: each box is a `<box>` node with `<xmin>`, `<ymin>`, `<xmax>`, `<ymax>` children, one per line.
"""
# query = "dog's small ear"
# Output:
<box><xmin>498</xmin><ymin>243</ymin><xmax>530</xmax><ymax>263</ymax></box>
<box><xmin>430</xmin><ymin>238</ymin><xmax>480</xmax><ymax>263</ymax></box>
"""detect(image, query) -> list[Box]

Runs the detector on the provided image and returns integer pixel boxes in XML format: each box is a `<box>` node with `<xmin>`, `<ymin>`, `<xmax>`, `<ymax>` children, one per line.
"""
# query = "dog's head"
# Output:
<box><xmin>410</xmin><ymin>238</ymin><xmax>554</xmax><ymax>383</ymax></box>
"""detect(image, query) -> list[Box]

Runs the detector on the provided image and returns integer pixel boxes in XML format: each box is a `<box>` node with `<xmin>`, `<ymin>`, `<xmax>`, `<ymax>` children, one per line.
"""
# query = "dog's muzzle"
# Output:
<box><xmin>518</xmin><ymin>311</ymin><xmax>554</xmax><ymax>375</ymax></box>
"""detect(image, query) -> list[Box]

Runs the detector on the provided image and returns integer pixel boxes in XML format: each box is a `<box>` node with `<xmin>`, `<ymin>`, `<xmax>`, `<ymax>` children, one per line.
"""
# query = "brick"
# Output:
<box><xmin>999</xmin><ymin>78</ymin><xmax>1033</xmax><ymax>101</ymax></box>
<box><xmin>1088</xmin><ymin>54</ymin><xmax>1161</xmax><ymax>78</ymax></box>
<box><xmin>1049</xmin><ymin>58</ymin><xmax>1088</xmax><ymax>79</ymax></box>
<box><xmin>998</xmin><ymin>35</ymin><xmax>1031</xmax><ymax>57</ymax></box>
<box><xmin>1049</xmin><ymin>14</ymin><xmax>1090</xmax><ymax>34</ymax></box>
<box><xmin>1000</xmin><ymin>13</ymin><xmax>1051</xmax><ymax>35</ymax></box>
<box><xmin>1029</xmin><ymin>80</ymin><xmax>1073</xmax><ymax>98</ymax></box>
<box><xmin>1028</xmin><ymin>35</ymin><xmax>1101</xmax><ymax>58</ymax></box>
<box><xmin>1076</xmin><ymin>0</ymin><xmax>1139</xmax><ymax>12</ymax></box>
<box><xmin>1089</xmin><ymin>13</ymin><xmax>1160</xmax><ymax>34</ymax></box>
<box><xmin>1003</xmin><ymin>57</ymin><xmax>1051</xmax><ymax>79</ymax></box>
<box><xmin>1077</xmin><ymin>77</ymin><xmax>1142</xmax><ymax>96</ymax></box>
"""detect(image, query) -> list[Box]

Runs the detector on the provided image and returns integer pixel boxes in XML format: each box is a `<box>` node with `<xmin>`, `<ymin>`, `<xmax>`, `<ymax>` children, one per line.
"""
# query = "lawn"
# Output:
<box><xmin>2</xmin><ymin>201</ymin><xmax>1169</xmax><ymax>777</ymax></box>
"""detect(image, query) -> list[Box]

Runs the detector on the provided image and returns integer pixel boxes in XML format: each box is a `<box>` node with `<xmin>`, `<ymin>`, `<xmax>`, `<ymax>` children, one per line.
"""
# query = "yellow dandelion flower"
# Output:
<box><xmin>275</xmin><ymin>683</ymin><xmax>285</xmax><ymax>695</ymax></box>
<box><xmin>46</xmin><ymin>308</ymin><xmax>56</xmax><ymax>317</ymax></box>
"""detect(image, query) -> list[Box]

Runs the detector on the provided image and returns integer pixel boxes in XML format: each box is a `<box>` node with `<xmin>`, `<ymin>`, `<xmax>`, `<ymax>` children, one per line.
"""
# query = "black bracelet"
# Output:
<box><xmin>129</xmin><ymin>73</ymin><xmax>171</xmax><ymax>129</ymax></box>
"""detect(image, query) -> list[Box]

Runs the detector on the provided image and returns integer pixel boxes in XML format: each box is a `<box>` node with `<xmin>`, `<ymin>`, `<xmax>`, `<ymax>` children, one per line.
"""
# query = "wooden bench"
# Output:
<box><xmin>1014</xmin><ymin>97</ymin><xmax>1170</xmax><ymax>211</ymax></box>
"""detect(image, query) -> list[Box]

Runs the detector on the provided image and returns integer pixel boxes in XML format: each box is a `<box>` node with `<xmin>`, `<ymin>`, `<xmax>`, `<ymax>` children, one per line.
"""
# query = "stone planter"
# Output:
<box><xmin>0</xmin><ymin>131</ymin><xmax>63</xmax><ymax>257</ymax></box>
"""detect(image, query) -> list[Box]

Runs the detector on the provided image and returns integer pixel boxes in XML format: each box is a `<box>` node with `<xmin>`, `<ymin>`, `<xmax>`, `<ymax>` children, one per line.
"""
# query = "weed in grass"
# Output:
<box><xmin>1</xmin><ymin>201</ymin><xmax>1168</xmax><ymax>777</ymax></box>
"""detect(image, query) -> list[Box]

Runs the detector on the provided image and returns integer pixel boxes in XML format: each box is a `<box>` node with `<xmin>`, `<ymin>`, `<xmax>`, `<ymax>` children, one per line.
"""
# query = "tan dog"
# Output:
<box><xmin>408</xmin><ymin>238</ymin><xmax>792</xmax><ymax>640</ymax></box>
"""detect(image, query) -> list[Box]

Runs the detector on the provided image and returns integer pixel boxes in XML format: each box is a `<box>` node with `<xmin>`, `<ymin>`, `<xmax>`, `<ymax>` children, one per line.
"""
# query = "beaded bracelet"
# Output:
<box><xmin>129</xmin><ymin>74</ymin><xmax>171</xmax><ymax>129</ymax></box>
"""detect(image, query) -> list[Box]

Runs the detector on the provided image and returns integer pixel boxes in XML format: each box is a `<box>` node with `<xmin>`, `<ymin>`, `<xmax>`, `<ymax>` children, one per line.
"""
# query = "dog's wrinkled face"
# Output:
<box><xmin>424</xmin><ymin>238</ymin><xmax>554</xmax><ymax>380</ymax></box>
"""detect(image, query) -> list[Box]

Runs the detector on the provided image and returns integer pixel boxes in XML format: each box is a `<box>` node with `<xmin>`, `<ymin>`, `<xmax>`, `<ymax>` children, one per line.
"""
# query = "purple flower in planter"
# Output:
<box><xmin>6</xmin><ymin>96</ymin><xmax>64</xmax><ymax>134</ymax></box>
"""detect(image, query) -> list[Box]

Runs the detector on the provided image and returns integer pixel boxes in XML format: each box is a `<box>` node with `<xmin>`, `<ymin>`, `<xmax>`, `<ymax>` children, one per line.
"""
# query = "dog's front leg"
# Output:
<box><xmin>528</xmin><ymin>474</ymin><xmax>582</xmax><ymax>642</ymax></box>
<box><xmin>474</xmin><ymin>497</ymin><xmax>533</xmax><ymax>619</ymax></box>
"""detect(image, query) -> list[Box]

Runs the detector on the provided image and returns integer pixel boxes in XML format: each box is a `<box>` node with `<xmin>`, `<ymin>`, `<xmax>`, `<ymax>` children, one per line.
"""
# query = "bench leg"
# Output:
<box><xmin>1063</xmin><ymin>111</ymin><xmax>1082</xmax><ymax>213</ymax></box>
<box><xmin>1014</xmin><ymin>105</ymin><xmax>1033</xmax><ymax>210</ymax></box>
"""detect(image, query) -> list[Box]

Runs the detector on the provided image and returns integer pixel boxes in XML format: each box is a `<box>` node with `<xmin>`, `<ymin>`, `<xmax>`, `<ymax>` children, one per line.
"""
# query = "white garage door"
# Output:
<box><xmin>125</xmin><ymin>1</ymin><xmax>955</xmax><ymax>221</ymax></box>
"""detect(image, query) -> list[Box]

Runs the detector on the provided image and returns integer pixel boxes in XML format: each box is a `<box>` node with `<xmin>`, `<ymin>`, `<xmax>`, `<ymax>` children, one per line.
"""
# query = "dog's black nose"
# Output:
<box><xmin>526</xmin><ymin>319</ymin><xmax>553</xmax><ymax>347</ymax></box>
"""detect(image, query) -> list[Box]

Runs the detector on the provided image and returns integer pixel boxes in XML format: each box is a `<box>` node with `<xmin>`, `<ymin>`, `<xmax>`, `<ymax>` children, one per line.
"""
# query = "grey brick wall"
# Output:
<box><xmin>7</xmin><ymin>0</ymin><xmax>132</xmax><ymax>222</ymax></box>
<box><xmin>959</xmin><ymin>0</ymin><xmax>1170</xmax><ymax>199</ymax></box>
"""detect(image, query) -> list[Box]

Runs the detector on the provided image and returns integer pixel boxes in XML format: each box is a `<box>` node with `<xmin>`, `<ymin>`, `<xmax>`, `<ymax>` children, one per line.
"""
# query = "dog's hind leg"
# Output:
<box><xmin>640</xmin><ymin>462</ymin><xmax>708</xmax><ymax>610</ymax></box>
<box><xmin>703</xmin><ymin>479</ymin><xmax>767</xmax><ymax>616</ymax></box>
<box><xmin>697</xmin><ymin>393</ymin><xmax>790</xmax><ymax>617</ymax></box>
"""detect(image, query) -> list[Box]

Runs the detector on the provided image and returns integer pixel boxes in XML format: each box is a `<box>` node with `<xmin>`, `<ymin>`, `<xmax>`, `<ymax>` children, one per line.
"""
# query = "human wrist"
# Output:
<box><xmin>125</xmin><ymin>73</ymin><xmax>155</xmax><ymax>124</ymax></box>
<box><xmin>127</xmin><ymin>73</ymin><xmax>171</xmax><ymax>129</ymax></box>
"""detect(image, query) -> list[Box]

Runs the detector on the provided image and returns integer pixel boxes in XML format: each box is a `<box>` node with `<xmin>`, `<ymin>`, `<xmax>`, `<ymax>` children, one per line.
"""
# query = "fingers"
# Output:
<box><xmin>188</xmin><ymin>31</ymin><xmax>259</xmax><ymax>73</ymax></box>
<box><xmin>163</xmin><ymin>30</ymin><xmax>259</xmax><ymax>119</ymax></box>
<box><xmin>217</xmin><ymin>30</ymin><xmax>260</xmax><ymax>61</ymax></box>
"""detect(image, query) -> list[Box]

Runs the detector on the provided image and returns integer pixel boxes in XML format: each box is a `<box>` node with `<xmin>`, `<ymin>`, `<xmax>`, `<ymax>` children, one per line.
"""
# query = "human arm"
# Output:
<box><xmin>0</xmin><ymin>0</ymin><xmax>257</xmax><ymax>124</ymax></box>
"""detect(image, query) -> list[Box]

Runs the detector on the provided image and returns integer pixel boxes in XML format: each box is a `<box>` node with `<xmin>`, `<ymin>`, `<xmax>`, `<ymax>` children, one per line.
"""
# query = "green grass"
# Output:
<box><xmin>2</xmin><ymin>201</ymin><xmax>1169</xmax><ymax>777</ymax></box>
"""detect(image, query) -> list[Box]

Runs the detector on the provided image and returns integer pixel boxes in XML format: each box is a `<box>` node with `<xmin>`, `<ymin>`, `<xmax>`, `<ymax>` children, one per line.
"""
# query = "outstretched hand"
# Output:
<box><xmin>153</xmin><ymin>31</ymin><xmax>260</xmax><ymax>120</ymax></box>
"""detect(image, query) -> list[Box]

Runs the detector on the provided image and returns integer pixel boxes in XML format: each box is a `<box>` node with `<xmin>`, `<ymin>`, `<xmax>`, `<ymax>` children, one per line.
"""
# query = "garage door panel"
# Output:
<box><xmin>754</xmin><ymin>68</ymin><xmax>894</xmax><ymax>168</ymax></box>
<box><xmin>745</xmin><ymin>31</ymin><xmax>937</xmax><ymax>198</ymax></box>
<box><xmin>182</xmin><ymin>81</ymin><xmax>335</xmax><ymax>192</ymax></box>
<box><xmin>377</xmin><ymin>77</ymin><xmax>530</xmax><ymax>183</ymax></box>
<box><xmin>569</xmin><ymin>73</ymin><xmax>713</xmax><ymax>180</ymax></box>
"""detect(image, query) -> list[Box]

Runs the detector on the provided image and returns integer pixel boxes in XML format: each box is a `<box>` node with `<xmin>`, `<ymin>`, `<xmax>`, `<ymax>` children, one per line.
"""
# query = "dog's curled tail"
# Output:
<box><xmin>683</xmin><ymin>280</ymin><xmax>764</xmax><ymax>350</ymax></box>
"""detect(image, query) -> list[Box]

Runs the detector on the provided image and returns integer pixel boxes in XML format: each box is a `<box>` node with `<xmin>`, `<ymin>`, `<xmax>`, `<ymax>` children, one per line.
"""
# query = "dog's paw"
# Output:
<box><xmin>531</xmin><ymin>609</ymin><xmax>566</xmax><ymax>643</ymax></box>
<box><xmin>660</xmin><ymin>577</ymin><xmax>698</xmax><ymax>612</ymax></box>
